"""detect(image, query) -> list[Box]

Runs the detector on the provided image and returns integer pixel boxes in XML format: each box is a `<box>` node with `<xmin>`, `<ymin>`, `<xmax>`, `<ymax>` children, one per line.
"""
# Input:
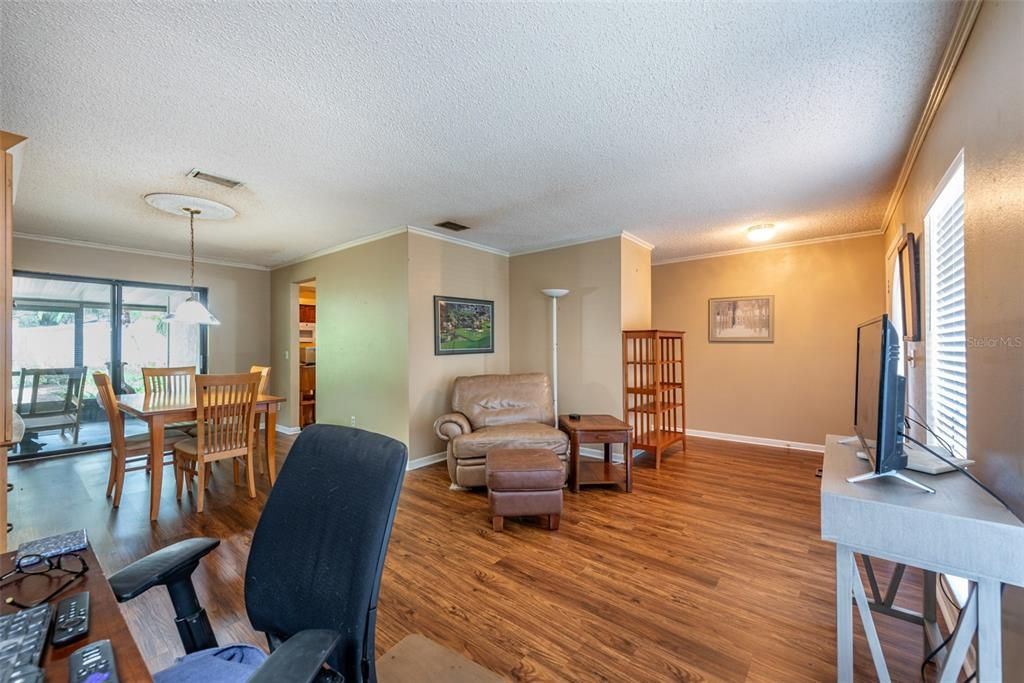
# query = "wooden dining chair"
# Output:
<box><xmin>143</xmin><ymin>366</ymin><xmax>198</xmax><ymax>434</ymax></box>
<box><xmin>94</xmin><ymin>372</ymin><xmax>189</xmax><ymax>508</ymax></box>
<box><xmin>175</xmin><ymin>372</ymin><xmax>261</xmax><ymax>513</ymax></box>
<box><xmin>248</xmin><ymin>365</ymin><xmax>271</xmax><ymax>475</ymax></box>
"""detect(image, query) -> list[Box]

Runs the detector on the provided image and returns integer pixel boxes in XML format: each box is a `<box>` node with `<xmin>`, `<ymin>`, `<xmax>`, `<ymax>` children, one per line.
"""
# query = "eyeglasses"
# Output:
<box><xmin>1</xmin><ymin>553</ymin><xmax>89</xmax><ymax>608</ymax></box>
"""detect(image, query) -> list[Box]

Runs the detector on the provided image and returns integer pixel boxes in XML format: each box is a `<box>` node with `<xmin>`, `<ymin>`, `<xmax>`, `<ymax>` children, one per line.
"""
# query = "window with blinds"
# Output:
<box><xmin>925</xmin><ymin>152</ymin><xmax>967</xmax><ymax>457</ymax></box>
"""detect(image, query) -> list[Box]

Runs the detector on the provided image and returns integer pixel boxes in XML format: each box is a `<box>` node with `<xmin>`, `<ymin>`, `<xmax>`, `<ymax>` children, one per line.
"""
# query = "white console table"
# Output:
<box><xmin>820</xmin><ymin>434</ymin><xmax>1024</xmax><ymax>682</ymax></box>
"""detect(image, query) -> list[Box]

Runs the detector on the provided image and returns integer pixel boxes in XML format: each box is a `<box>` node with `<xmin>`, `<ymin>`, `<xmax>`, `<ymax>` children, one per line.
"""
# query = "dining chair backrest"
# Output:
<box><xmin>142</xmin><ymin>366</ymin><xmax>196</xmax><ymax>397</ymax></box>
<box><xmin>249</xmin><ymin>365</ymin><xmax>271</xmax><ymax>395</ymax></box>
<box><xmin>93</xmin><ymin>371</ymin><xmax>125</xmax><ymax>452</ymax></box>
<box><xmin>195</xmin><ymin>372</ymin><xmax>261</xmax><ymax>458</ymax></box>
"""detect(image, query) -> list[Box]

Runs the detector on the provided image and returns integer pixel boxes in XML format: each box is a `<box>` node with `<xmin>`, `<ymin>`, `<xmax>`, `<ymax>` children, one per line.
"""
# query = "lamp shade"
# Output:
<box><xmin>541</xmin><ymin>288</ymin><xmax>570</xmax><ymax>298</ymax></box>
<box><xmin>165</xmin><ymin>296</ymin><xmax>220</xmax><ymax>325</ymax></box>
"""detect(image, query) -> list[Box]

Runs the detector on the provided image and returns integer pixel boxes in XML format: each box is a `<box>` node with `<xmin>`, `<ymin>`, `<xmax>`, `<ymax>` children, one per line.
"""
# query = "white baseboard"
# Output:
<box><xmin>408</xmin><ymin>452</ymin><xmax>446</xmax><ymax>471</ymax></box>
<box><xmin>685</xmin><ymin>429</ymin><xmax>824</xmax><ymax>453</ymax></box>
<box><xmin>275</xmin><ymin>424</ymin><xmax>302</xmax><ymax>435</ymax></box>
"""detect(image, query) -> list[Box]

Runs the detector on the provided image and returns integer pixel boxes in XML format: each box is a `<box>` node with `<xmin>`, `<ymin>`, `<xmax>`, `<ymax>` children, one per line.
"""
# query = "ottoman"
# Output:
<box><xmin>486</xmin><ymin>448</ymin><xmax>565</xmax><ymax>532</ymax></box>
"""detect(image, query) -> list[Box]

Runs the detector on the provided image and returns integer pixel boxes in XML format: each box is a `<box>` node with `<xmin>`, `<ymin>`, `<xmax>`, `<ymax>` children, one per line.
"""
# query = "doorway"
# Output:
<box><xmin>298</xmin><ymin>281</ymin><xmax>316</xmax><ymax>428</ymax></box>
<box><xmin>10</xmin><ymin>271</ymin><xmax>208</xmax><ymax>459</ymax></box>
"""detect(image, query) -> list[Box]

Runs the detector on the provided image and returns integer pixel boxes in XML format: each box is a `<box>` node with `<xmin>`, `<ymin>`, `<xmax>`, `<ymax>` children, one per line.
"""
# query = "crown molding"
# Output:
<box><xmin>510</xmin><ymin>232</ymin><xmax>628</xmax><ymax>257</ymax></box>
<box><xmin>13</xmin><ymin>232</ymin><xmax>270</xmax><ymax>270</ymax></box>
<box><xmin>652</xmin><ymin>229</ymin><xmax>881</xmax><ymax>266</ymax></box>
<box><xmin>879</xmin><ymin>0</ymin><xmax>982</xmax><ymax>237</ymax></box>
<box><xmin>272</xmin><ymin>226</ymin><xmax>409</xmax><ymax>269</ymax></box>
<box><xmin>406</xmin><ymin>225</ymin><xmax>510</xmax><ymax>257</ymax></box>
<box><xmin>622</xmin><ymin>231</ymin><xmax>655</xmax><ymax>251</ymax></box>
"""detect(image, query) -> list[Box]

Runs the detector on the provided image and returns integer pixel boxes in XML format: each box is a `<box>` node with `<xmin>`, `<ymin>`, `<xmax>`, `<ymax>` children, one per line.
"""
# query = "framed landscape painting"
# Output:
<box><xmin>708</xmin><ymin>295</ymin><xmax>774</xmax><ymax>342</ymax></box>
<box><xmin>434</xmin><ymin>295</ymin><xmax>494</xmax><ymax>355</ymax></box>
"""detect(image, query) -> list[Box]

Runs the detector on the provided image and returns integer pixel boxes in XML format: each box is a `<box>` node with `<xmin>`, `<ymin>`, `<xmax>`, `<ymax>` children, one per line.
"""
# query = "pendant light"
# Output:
<box><xmin>144</xmin><ymin>193</ymin><xmax>236</xmax><ymax>326</ymax></box>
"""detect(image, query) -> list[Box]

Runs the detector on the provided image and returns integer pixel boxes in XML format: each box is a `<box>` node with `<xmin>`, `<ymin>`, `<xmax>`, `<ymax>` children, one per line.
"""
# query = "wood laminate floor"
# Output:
<box><xmin>8</xmin><ymin>434</ymin><xmax>955</xmax><ymax>681</ymax></box>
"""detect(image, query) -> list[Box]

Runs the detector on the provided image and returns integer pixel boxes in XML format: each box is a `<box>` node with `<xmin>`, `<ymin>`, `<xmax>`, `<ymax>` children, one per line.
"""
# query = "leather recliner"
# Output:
<box><xmin>433</xmin><ymin>373</ymin><xmax>569</xmax><ymax>489</ymax></box>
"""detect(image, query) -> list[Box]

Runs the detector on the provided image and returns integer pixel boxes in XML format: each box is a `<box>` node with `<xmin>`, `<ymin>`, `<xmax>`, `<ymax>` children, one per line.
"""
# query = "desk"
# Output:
<box><xmin>117</xmin><ymin>393</ymin><xmax>286</xmax><ymax>521</ymax></box>
<box><xmin>559</xmin><ymin>414</ymin><xmax>632</xmax><ymax>493</ymax></box>
<box><xmin>0</xmin><ymin>545</ymin><xmax>151</xmax><ymax>681</ymax></box>
<box><xmin>820</xmin><ymin>434</ymin><xmax>1024</xmax><ymax>682</ymax></box>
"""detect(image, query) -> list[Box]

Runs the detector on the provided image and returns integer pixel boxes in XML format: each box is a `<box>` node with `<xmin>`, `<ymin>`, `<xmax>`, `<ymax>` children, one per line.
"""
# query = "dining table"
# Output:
<box><xmin>116</xmin><ymin>392</ymin><xmax>287</xmax><ymax>521</ymax></box>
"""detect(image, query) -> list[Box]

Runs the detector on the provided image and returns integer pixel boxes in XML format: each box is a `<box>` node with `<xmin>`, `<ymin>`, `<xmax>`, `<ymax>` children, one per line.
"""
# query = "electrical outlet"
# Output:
<box><xmin>350</xmin><ymin>416</ymin><xmax>357</xmax><ymax>427</ymax></box>
<box><xmin>284</xmin><ymin>350</ymin><xmax>289</xmax><ymax>360</ymax></box>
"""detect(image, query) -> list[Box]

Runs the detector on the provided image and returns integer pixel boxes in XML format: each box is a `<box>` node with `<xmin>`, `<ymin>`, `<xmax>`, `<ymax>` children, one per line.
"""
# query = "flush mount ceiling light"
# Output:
<box><xmin>747</xmin><ymin>224</ymin><xmax>776</xmax><ymax>242</ymax></box>
<box><xmin>144</xmin><ymin>193</ymin><xmax>236</xmax><ymax>325</ymax></box>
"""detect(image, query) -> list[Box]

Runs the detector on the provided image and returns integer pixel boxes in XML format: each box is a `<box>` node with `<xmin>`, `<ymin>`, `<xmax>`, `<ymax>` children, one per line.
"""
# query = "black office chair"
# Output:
<box><xmin>108</xmin><ymin>424</ymin><xmax>408</xmax><ymax>683</ymax></box>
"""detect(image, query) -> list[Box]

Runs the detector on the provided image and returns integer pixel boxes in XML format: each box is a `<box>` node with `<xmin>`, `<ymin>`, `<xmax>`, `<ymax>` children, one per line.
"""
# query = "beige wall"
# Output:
<box><xmin>269</xmin><ymin>233</ymin><xmax>409</xmax><ymax>445</ymax></box>
<box><xmin>407</xmin><ymin>232</ymin><xmax>509</xmax><ymax>459</ymax></box>
<box><xmin>881</xmin><ymin>1</ymin><xmax>1024</xmax><ymax>664</ymax></box>
<box><xmin>509</xmin><ymin>237</ymin><xmax>625</xmax><ymax>418</ymax></box>
<box><xmin>652</xmin><ymin>236</ymin><xmax>885</xmax><ymax>446</ymax></box>
<box><xmin>621</xmin><ymin>237</ymin><xmax>652</xmax><ymax>330</ymax></box>
<box><xmin>12</xmin><ymin>236</ymin><xmax>271</xmax><ymax>373</ymax></box>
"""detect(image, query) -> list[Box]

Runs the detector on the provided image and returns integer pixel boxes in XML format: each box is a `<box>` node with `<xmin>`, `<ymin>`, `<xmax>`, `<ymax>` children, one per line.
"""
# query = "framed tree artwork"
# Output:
<box><xmin>708</xmin><ymin>295</ymin><xmax>774</xmax><ymax>342</ymax></box>
<box><xmin>897</xmin><ymin>232</ymin><xmax>922</xmax><ymax>341</ymax></box>
<box><xmin>434</xmin><ymin>295</ymin><xmax>495</xmax><ymax>355</ymax></box>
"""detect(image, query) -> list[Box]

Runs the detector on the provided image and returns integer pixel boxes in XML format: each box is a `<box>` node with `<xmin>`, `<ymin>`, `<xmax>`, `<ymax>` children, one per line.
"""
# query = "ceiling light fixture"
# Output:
<box><xmin>145</xmin><ymin>193</ymin><xmax>237</xmax><ymax>325</ymax></box>
<box><xmin>747</xmin><ymin>224</ymin><xmax>776</xmax><ymax>242</ymax></box>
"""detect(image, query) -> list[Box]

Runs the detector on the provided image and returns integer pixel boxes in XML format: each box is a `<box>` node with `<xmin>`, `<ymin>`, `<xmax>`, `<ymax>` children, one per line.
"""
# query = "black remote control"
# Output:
<box><xmin>52</xmin><ymin>591</ymin><xmax>90</xmax><ymax>646</ymax></box>
<box><xmin>68</xmin><ymin>639</ymin><xmax>118</xmax><ymax>683</ymax></box>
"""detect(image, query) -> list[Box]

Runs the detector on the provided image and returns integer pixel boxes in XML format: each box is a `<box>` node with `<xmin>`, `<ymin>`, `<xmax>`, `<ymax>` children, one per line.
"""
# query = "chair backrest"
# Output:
<box><xmin>194</xmin><ymin>372</ymin><xmax>260</xmax><ymax>458</ymax></box>
<box><xmin>93</xmin><ymin>371</ymin><xmax>125</xmax><ymax>450</ymax></box>
<box><xmin>142</xmin><ymin>366</ymin><xmax>196</xmax><ymax>398</ymax></box>
<box><xmin>249</xmin><ymin>365</ymin><xmax>271</xmax><ymax>395</ymax></box>
<box><xmin>451</xmin><ymin>373</ymin><xmax>555</xmax><ymax>429</ymax></box>
<box><xmin>244</xmin><ymin>425</ymin><xmax>407</xmax><ymax>683</ymax></box>
<box><xmin>15</xmin><ymin>367</ymin><xmax>87</xmax><ymax>416</ymax></box>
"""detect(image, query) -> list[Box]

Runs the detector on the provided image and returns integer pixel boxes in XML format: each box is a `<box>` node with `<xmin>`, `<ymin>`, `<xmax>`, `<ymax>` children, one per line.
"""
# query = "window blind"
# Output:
<box><xmin>926</xmin><ymin>156</ymin><xmax>967</xmax><ymax>457</ymax></box>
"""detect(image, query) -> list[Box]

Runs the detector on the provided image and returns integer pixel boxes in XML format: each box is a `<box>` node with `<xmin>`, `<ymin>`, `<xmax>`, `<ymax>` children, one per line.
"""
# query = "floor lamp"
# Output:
<box><xmin>541</xmin><ymin>288</ymin><xmax>569</xmax><ymax>426</ymax></box>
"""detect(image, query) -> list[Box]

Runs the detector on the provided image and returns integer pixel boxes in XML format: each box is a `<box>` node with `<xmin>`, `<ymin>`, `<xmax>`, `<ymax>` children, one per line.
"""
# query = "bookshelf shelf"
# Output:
<box><xmin>622</xmin><ymin>330</ymin><xmax>686</xmax><ymax>468</ymax></box>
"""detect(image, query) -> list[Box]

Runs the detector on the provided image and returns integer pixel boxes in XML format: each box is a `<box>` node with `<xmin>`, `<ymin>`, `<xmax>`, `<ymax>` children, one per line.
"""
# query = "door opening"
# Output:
<box><xmin>298</xmin><ymin>281</ymin><xmax>316</xmax><ymax>428</ymax></box>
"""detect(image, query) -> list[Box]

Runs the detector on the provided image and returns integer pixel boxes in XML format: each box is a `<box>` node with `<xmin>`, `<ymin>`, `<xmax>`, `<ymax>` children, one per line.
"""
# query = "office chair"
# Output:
<box><xmin>108</xmin><ymin>424</ymin><xmax>408</xmax><ymax>683</ymax></box>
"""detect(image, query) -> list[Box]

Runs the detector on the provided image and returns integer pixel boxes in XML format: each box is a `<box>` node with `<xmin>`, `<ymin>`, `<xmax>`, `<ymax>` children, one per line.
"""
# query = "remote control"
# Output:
<box><xmin>53</xmin><ymin>591</ymin><xmax>90</xmax><ymax>646</ymax></box>
<box><xmin>68</xmin><ymin>639</ymin><xmax>118</xmax><ymax>683</ymax></box>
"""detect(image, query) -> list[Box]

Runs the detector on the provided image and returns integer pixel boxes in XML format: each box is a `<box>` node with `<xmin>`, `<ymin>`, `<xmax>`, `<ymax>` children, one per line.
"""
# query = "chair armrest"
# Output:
<box><xmin>248</xmin><ymin>630</ymin><xmax>343</xmax><ymax>683</ymax></box>
<box><xmin>108</xmin><ymin>537</ymin><xmax>220</xmax><ymax>601</ymax></box>
<box><xmin>433</xmin><ymin>412</ymin><xmax>472</xmax><ymax>441</ymax></box>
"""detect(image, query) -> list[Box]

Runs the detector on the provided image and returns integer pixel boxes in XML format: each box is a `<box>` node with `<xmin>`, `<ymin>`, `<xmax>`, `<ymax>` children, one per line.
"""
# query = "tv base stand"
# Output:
<box><xmin>847</xmin><ymin>468</ymin><xmax>936</xmax><ymax>494</ymax></box>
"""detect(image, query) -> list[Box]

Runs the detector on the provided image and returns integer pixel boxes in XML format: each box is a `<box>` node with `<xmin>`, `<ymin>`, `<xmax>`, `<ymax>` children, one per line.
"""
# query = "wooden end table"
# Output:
<box><xmin>558</xmin><ymin>414</ymin><xmax>632</xmax><ymax>493</ymax></box>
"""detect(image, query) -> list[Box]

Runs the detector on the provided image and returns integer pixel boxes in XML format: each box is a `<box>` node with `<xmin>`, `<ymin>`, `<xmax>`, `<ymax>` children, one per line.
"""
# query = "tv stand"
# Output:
<box><xmin>846</xmin><ymin>466</ymin><xmax>936</xmax><ymax>494</ymax></box>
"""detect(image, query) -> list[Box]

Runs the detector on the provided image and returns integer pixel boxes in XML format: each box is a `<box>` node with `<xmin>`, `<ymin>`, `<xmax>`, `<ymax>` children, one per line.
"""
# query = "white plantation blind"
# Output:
<box><xmin>926</xmin><ymin>154</ymin><xmax>967</xmax><ymax>456</ymax></box>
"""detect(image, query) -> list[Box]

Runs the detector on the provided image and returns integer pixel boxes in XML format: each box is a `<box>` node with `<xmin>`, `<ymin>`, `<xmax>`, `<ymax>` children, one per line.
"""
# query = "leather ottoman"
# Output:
<box><xmin>486</xmin><ymin>448</ymin><xmax>565</xmax><ymax>532</ymax></box>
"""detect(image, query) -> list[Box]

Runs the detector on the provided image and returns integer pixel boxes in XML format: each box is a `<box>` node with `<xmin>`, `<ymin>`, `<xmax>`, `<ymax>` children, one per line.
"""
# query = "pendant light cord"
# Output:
<box><xmin>187</xmin><ymin>208</ymin><xmax>199</xmax><ymax>295</ymax></box>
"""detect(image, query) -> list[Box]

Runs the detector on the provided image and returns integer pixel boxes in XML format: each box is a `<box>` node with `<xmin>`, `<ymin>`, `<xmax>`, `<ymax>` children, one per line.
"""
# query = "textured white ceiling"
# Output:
<box><xmin>0</xmin><ymin>1</ymin><xmax>958</xmax><ymax>267</ymax></box>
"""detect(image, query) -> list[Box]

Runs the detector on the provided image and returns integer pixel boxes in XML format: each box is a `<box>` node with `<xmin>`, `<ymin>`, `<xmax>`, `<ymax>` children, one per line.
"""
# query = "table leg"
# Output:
<box><xmin>851</xmin><ymin>554</ymin><xmax>891</xmax><ymax>683</ymax></box>
<box><xmin>976</xmin><ymin>578</ymin><xmax>1002</xmax><ymax>681</ymax></box>
<box><xmin>264</xmin><ymin>407</ymin><xmax>278</xmax><ymax>486</ymax></box>
<box><xmin>570</xmin><ymin>432</ymin><xmax>580</xmax><ymax>494</ymax></box>
<box><xmin>836</xmin><ymin>545</ymin><xmax>854</xmax><ymax>683</ymax></box>
<box><xmin>624</xmin><ymin>434</ymin><xmax>633</xmax><ymax>493</ymax></box>
<box><xmin>603</xmin><ymin>442</ymin><xmax>611</xmax><ymax>463</ymax></box>
<box><xmin>149</xmin><ymin>415</ymin><xmax>165</xmax><ymax>522</ymax></box>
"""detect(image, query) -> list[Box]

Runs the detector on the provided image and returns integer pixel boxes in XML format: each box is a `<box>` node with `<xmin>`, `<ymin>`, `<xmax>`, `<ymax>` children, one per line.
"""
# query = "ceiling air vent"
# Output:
<box><xmin>187</xmin><ymin>168</ymin><xmax>243</xmax><ymax>189</ymax></box>
<box><xmin>434</xmin><ymin>221</ymin><xmax>472</xmax><ymax>232</ymax></box>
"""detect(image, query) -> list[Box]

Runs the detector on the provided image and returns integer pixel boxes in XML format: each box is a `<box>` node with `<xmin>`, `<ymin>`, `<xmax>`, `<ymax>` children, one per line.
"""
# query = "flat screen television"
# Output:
<box><xmin>854</xmin><ymin>314</ymin><xmax>906</xmax><ymax>474</ymax></box>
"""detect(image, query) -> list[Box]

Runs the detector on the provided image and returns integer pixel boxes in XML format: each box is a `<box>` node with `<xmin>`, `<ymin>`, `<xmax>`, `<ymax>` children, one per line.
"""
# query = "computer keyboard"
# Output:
<box><xmin>0</xmin><ymin>604</ymin><xmax>53</xmax><ymax>672</ymax></box>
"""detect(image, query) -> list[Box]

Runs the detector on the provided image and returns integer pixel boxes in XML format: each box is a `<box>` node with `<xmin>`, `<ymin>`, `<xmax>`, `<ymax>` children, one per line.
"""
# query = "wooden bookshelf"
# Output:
<box><xmin>622</xmin><ymin>330</ymin><xmax>685</xmax><ymax>469</ymax></box>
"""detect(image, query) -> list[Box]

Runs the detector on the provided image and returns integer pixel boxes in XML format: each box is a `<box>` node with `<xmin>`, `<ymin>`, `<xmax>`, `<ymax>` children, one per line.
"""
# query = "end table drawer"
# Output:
<box><xmin>582</xmin><ymin>431</ymin><xmax>627</xmax><ymax>443</ymax></box>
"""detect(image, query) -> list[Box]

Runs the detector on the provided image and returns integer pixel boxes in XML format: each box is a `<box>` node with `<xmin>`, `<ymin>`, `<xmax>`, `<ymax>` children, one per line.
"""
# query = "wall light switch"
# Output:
<box><xmin>284</xmin><ymin>350</ymin><xmax>289</xmax><ymax>360</ymax></box>
<box><xmin>350</xmin><ymin>416</ymin><xmax>357</xmax><ymax>427</ymax></box>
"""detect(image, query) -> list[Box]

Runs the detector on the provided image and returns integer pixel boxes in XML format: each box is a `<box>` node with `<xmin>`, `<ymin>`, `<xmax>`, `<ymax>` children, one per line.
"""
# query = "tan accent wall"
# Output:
<box><xmin>509</xmin><ymin>237</ymin><xmax>625</xmax><ymax>417</ymax></box>
<box><xmin>407</xmin><ymin>232</ymin><xmax>509</xmax><ymax>459</ymax></box>
<box><xmin>621</xmin><ymin>237</ymin><xmax>653</xmax><ymax>330</ymax></box>
<box><xmin>269</xmin><ymin>233</ymin><xmax>409</xmax><ymax>445</ymax></box>
<box><xmin>652</xmin><ymin>236</ymin><xmax>885</xmax><ymax>446</ymax></box>
<box><xmin>12</xmin><ymin>236</ymin><xmax>271</xmax><ymax>374</ymax></box>
<box><xmin>881</xmin><ymin>1</ymin><xmax>1024</xmax><ymax>665</ymax></box>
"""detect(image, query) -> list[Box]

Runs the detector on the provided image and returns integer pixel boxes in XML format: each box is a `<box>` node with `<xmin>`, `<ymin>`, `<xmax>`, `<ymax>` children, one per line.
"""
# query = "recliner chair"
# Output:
<box><xmin>108</xmin><ymin>424</ymin><xmax>408</xmax><ymax>683</ymax></box>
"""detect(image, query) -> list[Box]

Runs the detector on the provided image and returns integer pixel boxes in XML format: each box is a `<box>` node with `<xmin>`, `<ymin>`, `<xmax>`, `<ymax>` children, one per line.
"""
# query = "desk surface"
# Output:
<box><xmin>117</xmin><ymin>392</ymin><xmax>285</xmax><ymax>417</ymax></box>
<box><xmin>0</xmin><ymin>546</ymin><xmax>151</xmax><ymax>681</ymax></box>
<box><xmin>820</xmin><ymin>434</ymin><xmax>1024</xmax><ymax>585</ymax></box>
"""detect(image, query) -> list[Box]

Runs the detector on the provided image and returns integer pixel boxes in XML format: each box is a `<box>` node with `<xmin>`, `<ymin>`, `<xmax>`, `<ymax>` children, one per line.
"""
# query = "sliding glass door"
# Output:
<box><xmin>10</xmin><ymin>272</ymin><xmax>208</xmax><ymax>460</ymax></box>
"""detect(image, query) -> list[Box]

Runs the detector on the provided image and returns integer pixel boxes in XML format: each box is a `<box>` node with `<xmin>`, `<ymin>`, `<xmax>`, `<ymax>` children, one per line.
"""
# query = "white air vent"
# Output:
<box><xmin>187</xmin><ymin>168</ymin><xmax>243</xmax><ymax>189</ymax></box>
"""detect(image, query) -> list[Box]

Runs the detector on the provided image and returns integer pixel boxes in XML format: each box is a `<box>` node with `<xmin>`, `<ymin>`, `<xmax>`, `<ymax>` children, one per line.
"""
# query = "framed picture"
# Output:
<box><xmin>434</xmin><ymin>295</ymin><xmax>494</xmax><ymax>355</ymax></box>
<box><xmin>708</xmin><ymin>295</ymin><xmax>774</xmax><ymax>343</ymax></box>
<box><xmin>897</xmin><ymin>233</ymin><xmax>921</xmax><ymax>341</ymax></box>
